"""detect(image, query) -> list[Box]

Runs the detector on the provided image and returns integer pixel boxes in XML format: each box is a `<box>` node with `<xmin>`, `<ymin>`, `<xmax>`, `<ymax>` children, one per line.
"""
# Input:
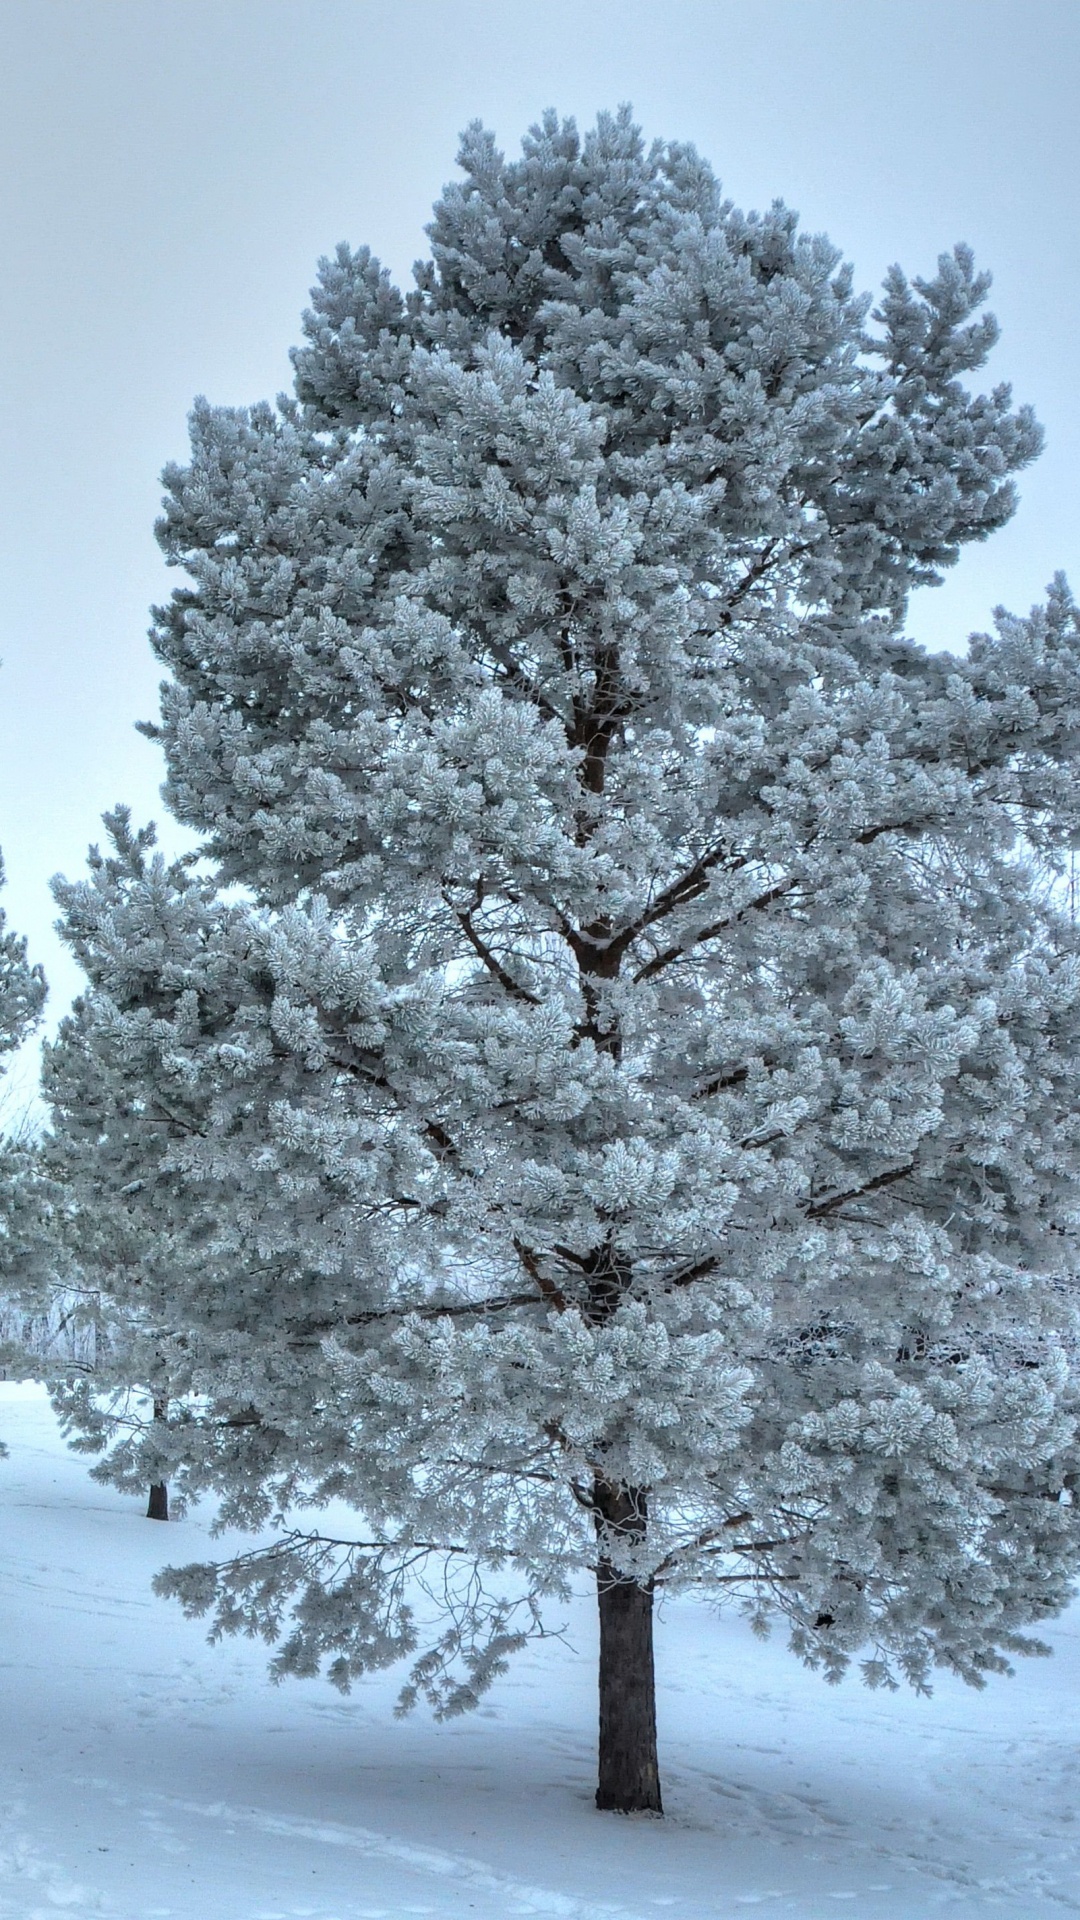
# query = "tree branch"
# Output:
<box><xmin>713</xmin><ymin>540</ymin><xmax>784</xmax><ymax>627</ymax></box>
<box><xmin>652</xmin><ymin>1512</ymin><xmax>754</xmax><ymax>1578</ymax></box>
<box><xmin>482</xmin><ymin>637</ymin><xmax>565</xmax><ymax>728</ymax></box>
<box><xmin>693</xmin><ymin>1064</ymin><xmax>750</xmax><ymax>1101</ymax></box>
<box><xmin>288</xmin><ymin>1291</ymin><xmax>545</xmax><ymax>1341</ymax></box>
<box><xmin>513</xmin><ymin>1237</ymin><xmax>569</xmax><ymax>1311</ymax></box>
<box><xmin>807</xmin><ymin>1162</ymin><xmax>917</xmax><ymax>1219</ymax></box>
<box><xmin>614</xmin><ymin>840</ymin><xmax>750</xmax><ymax>959</ymax></box>
<box><xmin>323</xmin><ymin>1039</ymin><xmax>462</xmax><ymax>1167</ymax></box>
<box><xmin>633</xmin><ymin>876</ymin><xmax>798</xmax><ymax>982</ymax></box>
<box><xmin>448</xmin><ymin>887</ymin><xmax>540</xmax><ymax>1005</ymax></box>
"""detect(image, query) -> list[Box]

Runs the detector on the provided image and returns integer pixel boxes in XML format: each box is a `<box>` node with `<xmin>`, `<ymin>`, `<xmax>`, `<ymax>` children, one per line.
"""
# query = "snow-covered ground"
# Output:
<box><xmin>2</xmin><ymin>1384</ymin><xmax>1078</xmax><ymax>1919</ymax></box>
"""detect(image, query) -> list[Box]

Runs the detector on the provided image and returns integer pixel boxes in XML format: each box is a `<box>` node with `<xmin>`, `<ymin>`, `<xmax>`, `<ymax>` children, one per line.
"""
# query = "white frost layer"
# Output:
<box><xmin>1</xmin><ymin>1384</ymin><xmax>1077</xmax><ymax>1919</ymax></box>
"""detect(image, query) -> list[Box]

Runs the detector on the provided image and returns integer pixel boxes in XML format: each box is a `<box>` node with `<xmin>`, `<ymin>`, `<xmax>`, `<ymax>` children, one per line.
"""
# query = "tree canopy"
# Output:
<box><xmin>46</xmin><ymin>108</ymin><xmax>1080</xmax><ymax>1812</ymax></box>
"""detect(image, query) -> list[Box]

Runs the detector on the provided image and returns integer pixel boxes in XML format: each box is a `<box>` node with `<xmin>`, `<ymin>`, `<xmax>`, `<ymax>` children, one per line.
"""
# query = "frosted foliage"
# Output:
<box><xmin>48</xmin><ymin>111</ymin><xmax>1080</xmax><ymax>1709</ymax></box>
<box><xmin>0</xmin><ymin>875</ymin><xmax>44</xmax><ymax>1079</ymax></box>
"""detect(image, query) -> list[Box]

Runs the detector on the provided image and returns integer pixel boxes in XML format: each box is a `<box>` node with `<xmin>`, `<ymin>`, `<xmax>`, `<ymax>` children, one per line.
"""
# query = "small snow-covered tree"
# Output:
<box><xmin>48</xmin><ymin>110</ymin><xmax>1080</xmax><ymax>1813</ymax></box>
<box><xmin>43</xmin><ymin>816</ymin><xmax>228</xmax><ymax>1521</ymax></box>
<box><xmin>0</xmin><ymin>847</ymin><xmax>47</xmax><ymax>1433</ymax></box>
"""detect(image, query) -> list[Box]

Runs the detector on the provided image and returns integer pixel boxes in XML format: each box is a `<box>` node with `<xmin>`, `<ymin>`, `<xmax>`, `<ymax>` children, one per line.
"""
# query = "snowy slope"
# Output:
<box><xmin>1</xmin><ymin>1384</ymin><xmax>1078</xmax><ymax>1919</ymax></box>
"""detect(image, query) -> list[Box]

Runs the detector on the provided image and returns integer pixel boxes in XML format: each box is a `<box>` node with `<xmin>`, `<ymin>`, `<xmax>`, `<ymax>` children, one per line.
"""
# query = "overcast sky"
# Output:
<box><xmin>1</xmin><ymin>0</ymin><xmax>1078</xmax><ymax>1087</ymax></box>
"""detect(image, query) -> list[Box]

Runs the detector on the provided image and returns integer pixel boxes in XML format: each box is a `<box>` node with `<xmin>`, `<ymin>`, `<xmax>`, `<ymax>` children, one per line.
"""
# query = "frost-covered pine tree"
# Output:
<box><xmin>48</xmin><ymin>110</ymin><xmax>1080</xmax><ymax>1813</ymax></box>
<box><xmin>43</xmin><ymin>816</ymin><xmax>215</xmax><ymax>1522</ymax></box>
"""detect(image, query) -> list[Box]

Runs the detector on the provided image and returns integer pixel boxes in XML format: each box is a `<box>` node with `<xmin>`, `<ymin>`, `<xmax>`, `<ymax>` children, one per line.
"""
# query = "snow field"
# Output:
<box><xmin>1</xmin><ymin>1384</ymin><xmax>1078</xmax><ymax>1918</ymax></box>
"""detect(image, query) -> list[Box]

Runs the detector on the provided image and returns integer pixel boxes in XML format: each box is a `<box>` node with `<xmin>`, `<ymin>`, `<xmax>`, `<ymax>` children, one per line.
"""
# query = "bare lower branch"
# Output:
<box><xmin>651</xmin><ymin>1512</ymin><xmax>754</xmax><ymax>1577</ymax></box>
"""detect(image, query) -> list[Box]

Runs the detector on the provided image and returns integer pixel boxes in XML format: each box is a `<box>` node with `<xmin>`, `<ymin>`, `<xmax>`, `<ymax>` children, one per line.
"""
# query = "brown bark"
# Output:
<box><xmin>568</xmin><ymin>671</ymin><xmax>660</xmax><ymax>1812</ymax></box>
<box><xmin>594</xmin><ymin>1481</ymin><xmax>662</xmax><ymax>1813</ymax></box>
<box><xmin>146</xmin><ymin>1392</ymin><xmax>168</xmax><ymax>1521</ymax></box>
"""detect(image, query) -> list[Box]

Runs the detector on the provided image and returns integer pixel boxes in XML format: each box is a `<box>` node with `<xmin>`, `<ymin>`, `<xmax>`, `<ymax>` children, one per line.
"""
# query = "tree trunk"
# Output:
<box><xmin>594</xmin><ymin>1481</ymin><xmax>662</xmax><ymax>1813</ymax></box>
<box><xmin>146</xmin><ymin>1392</ymin><xmax>168</xmax><ymax>1520</ymax></box>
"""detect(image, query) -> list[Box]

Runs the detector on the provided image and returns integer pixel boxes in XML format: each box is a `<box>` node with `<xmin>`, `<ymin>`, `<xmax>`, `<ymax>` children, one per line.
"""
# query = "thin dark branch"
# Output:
<box><xmin>665</xmin><ymin>1164</ymin><xmax>916</xmax><ymax>1290</ymax></box>
<box><xmin>551</xmin><ymin>1242</ymin><xmax>594</xmax><ymax>1270</ymax></box>
<box><xmin>220</xmin><ymin>1528</ymin><xmax>476</xmax><ymax>1561</ymax></box>
<box><xmin>147</xmin><ymin>1098</ymin><xmax>206</xmax><ymax>1137</ymax></box>
<box><xmin>513</xmin><ymin>1237</ymin><xmax>570</xmax><ymax>1311</ymax></box>
<box><xmin>633</xmin><ymin>876</ymin><xmax>797</xmax><ymax>982</ymax></box>
<box><xmin>666</xmin><ymin>1252</ymin><xmax>725</xmax><ymax>1291</ymax></box>
<box><xmin>323</xmin><ymin>1040</ymin><xmax>462</xmax><ymax>1166</ymax></box>
<box><xmin>288</xmin><ymin>1291</ymin><xmax>543</xmax><ymax>1340</ymax></box>
<box><xmin>652</xmin><ymin>1512</ymin><xmax>754</xmax><ymax>1577</ymax></box>
<box><xmin>483</xmin><ymin>637</ymin><xmax>565</xmax><ymax>727</ymax></box>
<box><xmin>448</xmin><ymin>889</ymin><xmax>540</xmax><ymax>1006</ymax></box>
<box><xmin>693</xmin><ymin>1064</ymin><xmax>749</xmax><ymax>1101</ymax></box>
<box><xmin>612</xmin><ymin>841</ymin><xmax>750</xmax><ymax>962</ymax></box>
<box><xmin>728</xmin><ymin>1537</ymin><xmax>803</xmax><ymax>1555</ymax></box>
<box><xmin>711</xmin><ymin>540</ymin><xmax>814</xmax><ymax>630</ymax></box>
<box><xmin>653</xmin><ymin>1568</ymin><xmax>800</xmax><ymax>1588</ymax></box>
<box><xmin>630</xmin><ymin>805</ymin><xmax>956</xmax><ymax>985</ymax></box>
<box><xmin>807</xmin><ymin>1162</ymin><xmax>917</xmax><ymax>1220</ymax></box>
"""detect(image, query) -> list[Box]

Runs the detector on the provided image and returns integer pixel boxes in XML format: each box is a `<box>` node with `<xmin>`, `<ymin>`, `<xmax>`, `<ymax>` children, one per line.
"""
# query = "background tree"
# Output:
<box><xmin>44</xmin><ymin>816</ymin><xmax>230</xmax><ymax>1522</ymax></box>
<box><xmin>0</xmin><ymin>845</ymin><xmax>48</xmax><ymax>1437</ymax></box>
<box><xmin>48</xmin><ymin>109</ymin><xmax>1080</xmax><ymax>1815</ymax></box>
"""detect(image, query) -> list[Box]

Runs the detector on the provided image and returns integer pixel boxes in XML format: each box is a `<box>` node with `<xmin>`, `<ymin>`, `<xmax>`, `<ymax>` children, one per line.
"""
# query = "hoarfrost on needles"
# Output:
<box><xmin>42</xmin><ymin>107</ymin><xmax>1080</xmax><ymax>1809</ymax></box>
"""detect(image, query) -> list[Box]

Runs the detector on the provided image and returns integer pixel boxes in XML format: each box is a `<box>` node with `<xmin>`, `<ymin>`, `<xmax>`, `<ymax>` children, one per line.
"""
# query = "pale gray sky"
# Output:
<box><xmin>1</xmin><ymin>0</ymin><xmax>1078</xmax><ymax>1067</ymax></box>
